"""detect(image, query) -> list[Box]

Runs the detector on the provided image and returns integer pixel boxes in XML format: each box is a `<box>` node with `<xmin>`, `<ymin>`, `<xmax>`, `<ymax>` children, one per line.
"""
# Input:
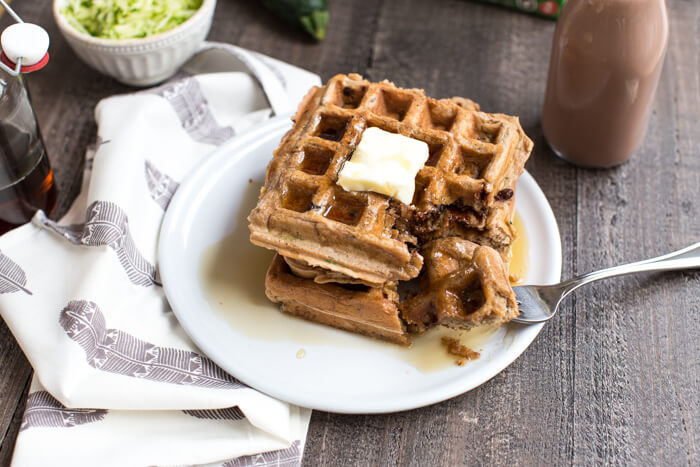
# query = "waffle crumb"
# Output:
<box><xmin>441</xmin><ymin>336</ymin><xmax>480</xmax><ymax>365</ymax></box>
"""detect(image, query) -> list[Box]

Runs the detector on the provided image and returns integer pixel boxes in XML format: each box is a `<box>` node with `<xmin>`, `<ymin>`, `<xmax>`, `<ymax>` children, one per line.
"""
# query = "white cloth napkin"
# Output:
<box><xmin>0</xmin><ymin>42</ymin><xmax>321</xmax><ymax>467</ymax></box>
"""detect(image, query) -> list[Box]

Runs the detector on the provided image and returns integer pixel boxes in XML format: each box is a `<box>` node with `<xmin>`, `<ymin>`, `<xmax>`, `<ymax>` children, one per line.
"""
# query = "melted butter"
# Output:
<box><xmin>199</xmin><ymin>184</ymin><xmax>523</xmax><ymax>373</ymax></box>
<box><xmin>509</xmin><ymin>212</ymin><xmax>529</xmax><ymax>285</ymax></box>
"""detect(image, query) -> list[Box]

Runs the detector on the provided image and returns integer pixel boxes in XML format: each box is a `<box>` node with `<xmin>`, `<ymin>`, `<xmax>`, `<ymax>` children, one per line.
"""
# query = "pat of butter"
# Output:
<box><xmin>337</xmin><ymin>127</ymin><xmax>429</xmax><ymax>204</ymax></box>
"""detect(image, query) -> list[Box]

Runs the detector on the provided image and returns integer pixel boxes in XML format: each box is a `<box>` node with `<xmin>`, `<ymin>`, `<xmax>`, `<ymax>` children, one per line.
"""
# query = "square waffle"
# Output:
<box><xmin>249</xmin><ymin>74</ymin><xmax>532</xmax><ymax>286</ymax></box>
<box><xmin>400</xmin><ymin>238</ymin><xmax>518</xmax><ymax>333</ymax></box>
<box><xmin>265</xmin><ymin>254</ymin><xmax>410</xmax><ymax>345</ymax></box>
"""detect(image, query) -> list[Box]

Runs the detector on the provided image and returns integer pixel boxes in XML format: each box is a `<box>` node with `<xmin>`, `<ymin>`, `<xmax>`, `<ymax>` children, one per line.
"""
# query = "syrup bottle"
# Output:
<box><xmin>0</xmin><ymin>9</ymin><xmax>57</xmax><ymax>233</ymax></box>
<box><xmin>542</xmin><ymin>0</ymin><xmax>669</xmax><ymax>168</ymax></box>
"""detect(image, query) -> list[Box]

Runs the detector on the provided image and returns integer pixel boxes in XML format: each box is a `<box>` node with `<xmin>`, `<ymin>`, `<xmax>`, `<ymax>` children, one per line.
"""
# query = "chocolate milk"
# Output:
<box><xmin>542</xmin><ymin>0</ymin><xmax>669</xmax><ymax>167</ymax></box>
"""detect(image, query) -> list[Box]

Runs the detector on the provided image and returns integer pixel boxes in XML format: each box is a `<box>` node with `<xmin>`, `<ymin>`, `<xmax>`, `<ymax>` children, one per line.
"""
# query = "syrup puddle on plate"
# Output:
<box><xmin>199</xmin><ymin>182</ymin><xmax>529</xmax><ymax>373</ymax></box>
<box><xmin>509</xmin><ymin>212</ymin><xmax>529</xmax><ymax>285</ymax></box>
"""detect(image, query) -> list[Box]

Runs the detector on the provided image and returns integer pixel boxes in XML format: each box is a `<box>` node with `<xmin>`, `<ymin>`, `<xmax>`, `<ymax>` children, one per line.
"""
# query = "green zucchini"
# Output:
<box><xmin>262</xmin><ymin>0</ymin><xmax>329</xmax><ymax>41</ymax></box>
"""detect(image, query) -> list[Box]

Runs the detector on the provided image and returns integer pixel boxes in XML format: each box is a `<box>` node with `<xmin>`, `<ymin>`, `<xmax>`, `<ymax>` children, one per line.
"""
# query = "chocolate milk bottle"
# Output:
<box><xmin>542</xmin><ymin>0</ymin><xmax>669</xmax><ymax>167</ymax></box>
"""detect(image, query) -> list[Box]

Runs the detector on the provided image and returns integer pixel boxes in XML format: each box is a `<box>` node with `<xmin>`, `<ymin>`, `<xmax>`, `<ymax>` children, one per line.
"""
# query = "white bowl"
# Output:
<box><xmin>53</xmin><ymin>0</ymin><xmax>216</xmax><ymax>86</ymax></box>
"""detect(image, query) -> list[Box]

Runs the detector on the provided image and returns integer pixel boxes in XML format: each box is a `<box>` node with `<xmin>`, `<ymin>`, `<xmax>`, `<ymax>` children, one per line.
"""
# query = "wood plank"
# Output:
<box><xmin>0</xmin><ymin>374</ymin><xmax>29</xmax><ymax>466</ymax></box>
<box><xmin>208</xmin><ymin>0</ymin><xmax>385</xmax><ymax>80</ymax></box>
<box><xmin>571</xmin><ymin>0</ymin><xmax>699</xmax><ymax>464</ymax></box>
<box><xmin>0</xmin><ymin>320</ymin><xmax>31</xmax><ymax>450</ymax></box>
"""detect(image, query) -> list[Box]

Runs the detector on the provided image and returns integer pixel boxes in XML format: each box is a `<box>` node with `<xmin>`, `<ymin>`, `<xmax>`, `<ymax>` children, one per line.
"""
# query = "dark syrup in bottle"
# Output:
<box><xmin>0</xmin><ymin>122</ymin><xmax>56</xmax><ymax>233</ymax></box>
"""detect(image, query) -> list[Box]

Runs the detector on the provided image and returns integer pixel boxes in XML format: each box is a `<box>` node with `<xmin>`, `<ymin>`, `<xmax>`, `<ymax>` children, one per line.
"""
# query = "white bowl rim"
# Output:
<box><xmin>53</xmin><ymin>0</ymin><xmax>216</xmax><ymax>48</ymax></box>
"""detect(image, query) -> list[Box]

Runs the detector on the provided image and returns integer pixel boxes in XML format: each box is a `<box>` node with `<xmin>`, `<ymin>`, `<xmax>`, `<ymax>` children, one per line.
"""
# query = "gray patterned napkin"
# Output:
<box><xmin>0</xmin><ymin>42</ymin><xmax>320</xmax><ymax>467</ymax></box>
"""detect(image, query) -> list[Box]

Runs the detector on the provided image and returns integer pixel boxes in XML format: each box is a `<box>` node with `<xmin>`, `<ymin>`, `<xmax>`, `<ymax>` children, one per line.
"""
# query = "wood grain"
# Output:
<box><xmin>0</xmin><ymin>0</ymin><xmax>697</xmax><ymax>465</ymax></box>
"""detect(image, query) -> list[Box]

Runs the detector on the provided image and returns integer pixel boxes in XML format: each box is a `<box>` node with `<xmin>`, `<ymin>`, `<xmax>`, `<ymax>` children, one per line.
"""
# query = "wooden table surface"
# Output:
<box><xmin>1</xmin><ymin>1</ymin><xmax>698</xmax><ymax>465</ymax></box>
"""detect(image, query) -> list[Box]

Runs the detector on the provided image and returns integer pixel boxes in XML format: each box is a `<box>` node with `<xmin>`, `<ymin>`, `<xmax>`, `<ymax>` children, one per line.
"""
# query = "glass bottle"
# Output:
<box><xmin>0</xmin><ymin>70</ymin><xmax>56</xmax><ymax>232</ymax></box>
<box><xmin>542</xmin><ymin>0</ymin><xmax>669</xmax><ymax>167</ymax></box>
<box><xmin>0</xmin><ymin>7</ymin><xmax>56</xmax><ymax>234</ymax></box>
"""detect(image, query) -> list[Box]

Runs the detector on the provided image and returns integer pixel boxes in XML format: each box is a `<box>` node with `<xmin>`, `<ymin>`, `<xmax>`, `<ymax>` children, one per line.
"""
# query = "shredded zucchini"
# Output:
<box><xmin>62</xmin><ymin>0</ymin><xmax>204</xmax><ymax>40</ymax></box>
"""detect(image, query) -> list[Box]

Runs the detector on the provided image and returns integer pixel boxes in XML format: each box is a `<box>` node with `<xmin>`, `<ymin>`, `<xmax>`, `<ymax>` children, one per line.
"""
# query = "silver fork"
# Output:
<box><xmin>512</xmin><ymin>241</ymin><xmax>700</xmax><ymax>324</ymax></box>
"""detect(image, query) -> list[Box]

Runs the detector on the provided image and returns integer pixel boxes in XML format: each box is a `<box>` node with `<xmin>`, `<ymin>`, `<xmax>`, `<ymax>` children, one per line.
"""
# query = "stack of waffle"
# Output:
<box><xmin>249</xmin><ymin>74</ymin><xmax>533</xmax><ymax>345</ymax></box>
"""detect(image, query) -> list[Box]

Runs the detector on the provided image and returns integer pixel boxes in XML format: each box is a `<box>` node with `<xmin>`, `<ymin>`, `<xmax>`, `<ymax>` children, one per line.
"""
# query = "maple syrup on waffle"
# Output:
<box><xmin>200</xmin><ymin>181</ymin><xmax>531</xmax><ymax>373</ymax></box>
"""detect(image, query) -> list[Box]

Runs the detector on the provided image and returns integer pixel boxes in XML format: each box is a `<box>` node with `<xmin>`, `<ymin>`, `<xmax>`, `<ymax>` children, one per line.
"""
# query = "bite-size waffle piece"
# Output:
<box><xmin>265</xmin><ymin>254</ymin><xmax>410</xmax><ymax>345</ymax></box>
<box><xmin>410</xmin><ymin>96</ymin><xmax>532</xmax><ymax>229</ymax></box>
<box><xmin>249</xmin><ymin>73</ymin><xmax>532</xmax><ymax>286</ymax></box>
<box><xmin>400</xmin><ymin>238</ymin><xmax>518</xmax><ymax>333</ymax></box>
<box><xmin>411</xmin><ymin>98</ymin><xmax>532</xmax><ymax>250</ymax></box>
<box><xmin>411</xmin><ymin>178</ymin><xmax>517</xmax><ymax>263</ymax></box>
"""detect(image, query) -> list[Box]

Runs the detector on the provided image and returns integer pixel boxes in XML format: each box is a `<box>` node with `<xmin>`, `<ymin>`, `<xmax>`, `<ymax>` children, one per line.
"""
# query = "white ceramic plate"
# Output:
<box><xmin>159</xmin><ymin>115</ymin><xmax>562</xmax><ymax>414</ymax></box>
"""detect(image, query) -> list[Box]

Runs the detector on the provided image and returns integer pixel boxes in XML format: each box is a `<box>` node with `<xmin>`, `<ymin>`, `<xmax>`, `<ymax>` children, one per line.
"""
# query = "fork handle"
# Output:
<box><xmin>562</xmin><ymin>241</ymin><xmax>700</xmax><ymax>297</ymax></box>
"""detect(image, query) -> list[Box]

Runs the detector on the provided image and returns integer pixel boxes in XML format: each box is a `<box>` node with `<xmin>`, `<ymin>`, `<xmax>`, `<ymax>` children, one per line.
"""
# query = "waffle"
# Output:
<box><xmin>249</xmin><ymin>74</ymin><xmax>532</xmax><ymax>286</ymax></box>
<box><xmin>265</xmin><ymin>254</ymin><xmax>410</xmax><ymax>345</ymax></box>
<box><xmin>411</xmin><ymin>177</ymin><xmax>517</xmax><ymax>262</ymax></box>
<box><xmin>411</xmin><ymin>100</ymin><xmax>532</xmax><ymax>252</ymax></box>
<box><xmin>400</xmin><ymin>238</ymin><xmax>518</xmax><ymax>333</ymax></box>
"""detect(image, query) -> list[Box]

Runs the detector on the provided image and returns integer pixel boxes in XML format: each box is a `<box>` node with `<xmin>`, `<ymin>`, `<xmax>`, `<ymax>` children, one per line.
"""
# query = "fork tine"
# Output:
<box><xmin>511</xmin><ymin>285</ymin><xmax>556</xmax><ymax>323</ymax></box>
